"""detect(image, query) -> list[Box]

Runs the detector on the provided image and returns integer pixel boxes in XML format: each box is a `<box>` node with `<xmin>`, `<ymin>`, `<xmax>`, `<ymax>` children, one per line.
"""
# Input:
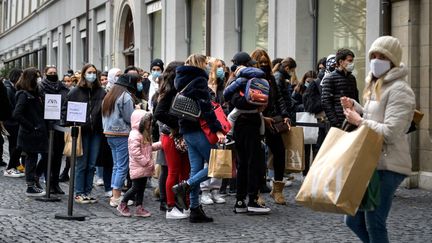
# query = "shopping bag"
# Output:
<box><xmin>208</xmin><ymin>145</ymin><xmax>232</xmax><ymax>178</ymax></box>
<box><xmin>281</xmin><ymin>127</ymin><xmax>305</xmax><ymax>172</ymax></box>
<box><xmin>200</xmin><ymin>102</ymin><xmax>231</xmax><ymax>145</ymax></box>
<box><xmin>63</xmin><ymin>126</ymin><xmax>83</xmax><ymax>157</ymax></box>
<box><xmin>295</xmin><ymin>125</ymin><xmax>383</xmax><ymax>216</ymax></box>
<box><xmin>296</xmin><ymin>112</ymin><xmax>318</xmax><ymax>144</ymax></box>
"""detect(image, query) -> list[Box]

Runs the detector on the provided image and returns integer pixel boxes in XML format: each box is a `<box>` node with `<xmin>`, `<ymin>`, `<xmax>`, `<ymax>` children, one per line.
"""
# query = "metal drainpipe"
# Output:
<box><xmin>185</xmin><ymin>0</ymin><xmax>191</xmax><ymax>55</ymax></box>
<box><xmin>205</xmin><ymin>0</ymin><xmax>211</xmax><ymax>56</ymax></box>
<box><xmin>309</xmin><ymin>0</ymin><xmax>318</xmax><ymax>71</ymax></box>
<box><xmin>381</xmin><ymin>0</ymin><xmax>391</xmax><ymax>35</ymax></box>
<box><xmin>235</xmin><ymin>0</ymin><xmax>243</xmax><ymax>51</ymax></box>
<box><xmin>274</xmin><ymin>0</ymin><xmax>278</xmax><ymax>57</ymax></box>
<box><xmin>85</xmin><ymin>0</ymin><xmax>89</xmax><ymax>63</ymax></box>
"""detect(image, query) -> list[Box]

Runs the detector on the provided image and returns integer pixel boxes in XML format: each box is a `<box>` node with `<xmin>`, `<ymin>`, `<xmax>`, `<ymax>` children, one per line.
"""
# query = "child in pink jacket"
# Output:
<box><xmin>117</xmin><ymin>110</ymin><xmax>161</xmax><ymax>217</ymax></box>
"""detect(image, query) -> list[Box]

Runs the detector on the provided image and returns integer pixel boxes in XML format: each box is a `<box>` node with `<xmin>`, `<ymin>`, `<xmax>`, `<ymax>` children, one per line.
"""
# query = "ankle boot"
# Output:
<box><xmin>189</xmin><ymin>205</ymin><xmax>213</xmax><ymax>223</ymax></box>
<box><xmin>270</xmin><ymin>180</ymin><xmax>286</xmax><ymax>205</ymax></box>
<box><xmin>50</xmin><ymin>184</ymin><xmax>65</xmax><ymax>194</ymax></box>
<box><xmin>59</xmin><ymin>170</ymin><xmax>69</xmax><ymax>182</ymax></box>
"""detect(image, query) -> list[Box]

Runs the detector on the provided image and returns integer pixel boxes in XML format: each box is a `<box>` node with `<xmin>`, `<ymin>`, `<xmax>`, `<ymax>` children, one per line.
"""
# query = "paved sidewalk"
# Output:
<box><xmin>0</xmin><ymin>167</ymin><xmax>431</xmax><ymax>242</ymax></box>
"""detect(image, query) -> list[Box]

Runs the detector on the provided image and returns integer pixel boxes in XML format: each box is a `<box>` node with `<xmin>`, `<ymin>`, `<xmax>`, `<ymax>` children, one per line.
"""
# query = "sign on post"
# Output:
<box><xmin>66</xmin><ymin>101</ymin><xmax>87</xmax><ymax>123</ymax></box>
<box><xmin>44</xmin><ymin>94</ymin><xmax>62</xmax><ymax>120</ymax></box>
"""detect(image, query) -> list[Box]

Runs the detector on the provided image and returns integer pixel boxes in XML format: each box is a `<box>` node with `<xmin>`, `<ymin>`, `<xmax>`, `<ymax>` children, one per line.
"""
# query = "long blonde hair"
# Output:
<box><xmin>363</xmin><ymin>77</ymin><xmax>383</xmax><ymax>102</ymax></box>
<box><xmin>185</xmin><ymin>54</ymin><xmax>207</xmax><ymax>70</ymax></box>
<box><xmin>139</xmin><ymin>113</ymin><xmax>153</xmax><ymax>144</ymax></box>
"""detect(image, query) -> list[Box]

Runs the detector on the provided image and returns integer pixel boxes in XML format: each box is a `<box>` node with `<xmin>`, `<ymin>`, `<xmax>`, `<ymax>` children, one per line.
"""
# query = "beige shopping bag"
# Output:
<box><xmin>208</xmin><ymin>147</ymin><xmax>232</xmax><ymax>178</ymax></box>
<box><xmin>63</xmin><ymin>126</ymin><xmax>83</xmax><ymax>157</ymax></box>
<box><xmin>295</xmin><ymin>125</ymin><xmax>383</xmax><ymax>216</ymax></box>
<box><xmin>281</xmin><ymin>127</ymin><xmax>305</xmax><ymax>172</ymax></box>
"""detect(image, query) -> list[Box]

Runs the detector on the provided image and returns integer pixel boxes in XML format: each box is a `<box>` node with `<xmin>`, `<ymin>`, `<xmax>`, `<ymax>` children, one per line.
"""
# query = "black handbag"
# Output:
<box><xmin>169</xmin><ymin>82</ymin><xmax>201</xmax><ymax>121</ymax></box>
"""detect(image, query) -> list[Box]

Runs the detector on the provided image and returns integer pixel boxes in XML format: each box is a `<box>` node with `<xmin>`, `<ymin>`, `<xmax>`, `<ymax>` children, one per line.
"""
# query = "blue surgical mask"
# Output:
<box><xmin>151</xmin><ymin>71</ymin><xmax>161</xmax><ymax>79</ymax></box>
<box><xmin>304</xmin><ymin>82</ymin><xmax>310</xmax><ymax>88</ymax></box>
<box><xmin>216</xmin><ymin>68</ymin><xmax>225</xmax><ymax>79</ymax></box>
<box><xmin>85</xmin><ymin>73</ymin><xmax>97</xmax><ymax>83</ymax></box>
<box><xmin>137</xmin><ymin>82</ymin><xmax>143</xmax><ymax>92</ymax></box>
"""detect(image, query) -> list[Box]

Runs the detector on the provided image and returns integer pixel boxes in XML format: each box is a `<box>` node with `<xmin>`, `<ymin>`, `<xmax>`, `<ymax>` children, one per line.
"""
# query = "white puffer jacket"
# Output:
<box><xmin>352</xmin><ymin>64</ymin><xmax>415</xmax><ymax>175</ymax></box>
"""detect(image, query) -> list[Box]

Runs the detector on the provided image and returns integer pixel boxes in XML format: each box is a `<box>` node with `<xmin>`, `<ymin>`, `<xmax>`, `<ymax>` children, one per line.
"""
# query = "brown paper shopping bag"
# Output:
<box><xmin>281</xmin><ymin>127</ymin><xmax>305</xmax><ymax>172</ymax></box>
<box><xmin>63</xmin><ymin>126</ymin><xmax>83</xmax><ymax>157</ymax></box>
<box><xmin>295</xmin><ymin>125</ymin><xmax>383</xmax><ymax>216</ymax></box>
<box><xmin>208</xmin><ymin>147</ymin><xmax>232</xmax><ymax>178</ymax></box>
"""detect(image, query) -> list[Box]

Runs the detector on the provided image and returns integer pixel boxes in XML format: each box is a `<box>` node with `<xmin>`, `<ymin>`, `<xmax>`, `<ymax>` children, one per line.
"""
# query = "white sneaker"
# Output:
<box><xmin>200</xmin><ymin>191</ymin><xmax>214</xmax><ymax>205</ymax></box>
<box><xmin>4</xmin><ymin>168</ymin><xmax>25</xmax><ymax>178</ymax></box>
<box><xmin>110</xmin><ymin>197</ymin><xmax>122</xmax><ymax>207</ymax></box>
<box><xmin>166</xmin><ymin>207</ymin><xmax>188</xmax><ymax>219</ymax></box>
<box><xmin>183</xmin><ymin>208</ymin><xmax>191</xmax><ymax>217</ymax></box>
<box><xmin>211</xmin><ymin>190</ymin><xmax>226</xmax><ymax>204</ymax></box>
<box><xmin>284</xmin><ymin>179</ymin><xmax>293</xmax><ymax>187</ymax></box>
<box><xmin>95</xmin><ymin>178</ymin><xmax>104</xmax><ymax>186</ymax></box>
<box><xmin>104</xmin><ymin>191</ymin><xmax>113</xmax><ymax>198</ymax></box>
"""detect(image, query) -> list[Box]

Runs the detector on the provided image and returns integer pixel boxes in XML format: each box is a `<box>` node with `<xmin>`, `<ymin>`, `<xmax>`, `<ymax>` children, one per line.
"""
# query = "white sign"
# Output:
<box><xmin>44</xmin><ymin>94</ymin><xmax>62</xmax><ymax>120</ymax></box>
<box><xmin>147</xmin><ymin>0</ymin><xmax>162</xmax><ymax>14</ymax></box>
<box><xmin>66</xmin><ymin>101</ymin><xmax>87</xmax><ymax>123</ymax></box>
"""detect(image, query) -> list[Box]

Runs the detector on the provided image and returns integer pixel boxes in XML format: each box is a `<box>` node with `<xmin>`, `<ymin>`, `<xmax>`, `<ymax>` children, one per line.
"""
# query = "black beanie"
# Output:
<box><xmin>150</xmin><ymin>59</ymin><xmax>164</xmax><ymax>71</ymax></box>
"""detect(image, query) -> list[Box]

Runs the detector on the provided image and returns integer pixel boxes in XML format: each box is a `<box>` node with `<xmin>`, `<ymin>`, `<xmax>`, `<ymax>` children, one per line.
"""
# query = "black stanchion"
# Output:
<box><xmin>55</xmin><ymin>126</ymin><xmax>85</xmax><ymax>221</ymax></box>
<box><xmin>36</xmin><ymin>128</ymin><xmax>61</xmax><ymax>202</ymax></box>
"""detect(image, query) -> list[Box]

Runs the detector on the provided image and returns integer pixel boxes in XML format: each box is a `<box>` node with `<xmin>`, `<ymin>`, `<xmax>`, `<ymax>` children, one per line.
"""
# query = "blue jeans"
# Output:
<box><xmin>345</xmin><ymin>170</ymin><xmax>406</xmax><ymax>243</ymax></box>
<box><xmin>183</xmin><ymin>130</ymin><xmax>213</xmax><ymax>209</ymax></box>
<box><xmin>107</xmin><ymin>136</ymin><xmax>129</xmax><ymax>190</ymax></box>
<box><xmin>75</xmin><ymin>133</ymin><xmax>101</xmax><ymax>196</ymax></box>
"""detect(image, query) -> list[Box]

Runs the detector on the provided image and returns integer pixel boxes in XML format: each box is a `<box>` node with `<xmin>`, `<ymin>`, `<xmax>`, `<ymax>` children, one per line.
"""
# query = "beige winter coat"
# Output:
<box><xmin>352</xmin><ymin>64</ymin><xmax>415</xmax><ymax>175</ymax></box>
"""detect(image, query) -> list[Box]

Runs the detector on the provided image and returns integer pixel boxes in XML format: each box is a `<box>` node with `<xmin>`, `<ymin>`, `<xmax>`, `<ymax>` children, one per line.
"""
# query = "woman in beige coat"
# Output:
<box><xmin>341</xmin><ymin>36</ymin><xmax>416</xmax><ymax>243</ymax></box>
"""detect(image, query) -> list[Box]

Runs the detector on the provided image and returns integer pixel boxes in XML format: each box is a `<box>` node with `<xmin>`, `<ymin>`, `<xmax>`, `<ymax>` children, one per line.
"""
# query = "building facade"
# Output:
<box><xmin>0</xmin><ymin>0</ymin><xmax>431</xmax><ymax>189</ymax></box>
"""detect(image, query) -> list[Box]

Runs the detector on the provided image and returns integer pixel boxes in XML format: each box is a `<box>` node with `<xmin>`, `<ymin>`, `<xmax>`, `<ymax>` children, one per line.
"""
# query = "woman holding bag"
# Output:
<box><xmin>171</xmin><ymin>54</ymin><xmax>225</xmax><ymax>223</ymax></box>
<box><xmin>341</xmin><ymin>36</ymin><xmax>415</xmax><ymax>243</ymax></box>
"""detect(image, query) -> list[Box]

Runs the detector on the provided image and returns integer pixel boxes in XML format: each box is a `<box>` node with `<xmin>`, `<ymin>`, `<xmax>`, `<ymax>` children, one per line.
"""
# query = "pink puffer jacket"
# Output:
<box><xmin>128</xmin><ymin>110</ymin><xmax>161</xmax><ymax>179</ymax></box>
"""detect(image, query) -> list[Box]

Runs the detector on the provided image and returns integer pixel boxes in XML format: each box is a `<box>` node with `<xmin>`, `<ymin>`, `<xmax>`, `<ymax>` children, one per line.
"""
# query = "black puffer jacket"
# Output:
<box><xmin>263</xmin><ymin>74</ymin><xmax>289</xmax><ymax>118</ymax></box>
<box><xmin>321</xmin><ymin>69</ymin><xmax>359</xmax><ymax>127</ymax></box>
<box><xmin>274</xmin><ymin>70</ymin><xmax>294</xmax><ymax>120</ymax></box>
<box><xmin>303</xmin><ymin>78</ymin><xmax>323</xmax><ymax>114</ymax></box>
<box><xmin>13</xmin><ymin>90</ymin><xmax>48</xmax><ymax>153</ymax></box>
<box><xmin>63</xmin><ymin>86</ymin><xmax>106</xmax><ymax>134</ymax></box>
<box><xmin>174</xmin><ymin>66</ymin><xmax>222</xmax><ymax>134</ymax></box>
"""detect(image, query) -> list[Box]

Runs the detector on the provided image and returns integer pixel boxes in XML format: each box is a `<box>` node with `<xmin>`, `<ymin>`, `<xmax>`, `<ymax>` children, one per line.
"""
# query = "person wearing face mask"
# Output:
<box><xmin>62</xmin><ymin>63</ymin><xmax>106</xmax><ymax>204</ymax></box>
<box><xmin>106</xmin><ymin>68</ymin><xmax>122</xmax><ymax>92</ymax></box>
<box><xmin>273</xmin><ymin>57</ymin><xmax>296</xmax><ymax>122</ymax></box>
<box><xmin>148</xmin><ymin>58</ymin><xmax>164</xmax><ymax>111</ymax></box>
<box><xmin>341</xmin><ymin>36</ymin><xmax>415</xmax><ymax>243</ymax></box>
<box><xmin>37</xmin><ymin>66</ymin><xmax>70</xmax><ymax>194</ymax></box>
<box><xmin>321</xmin><ymin>48</ymin><xmax>359</xmax><ymax>128</ymax></box>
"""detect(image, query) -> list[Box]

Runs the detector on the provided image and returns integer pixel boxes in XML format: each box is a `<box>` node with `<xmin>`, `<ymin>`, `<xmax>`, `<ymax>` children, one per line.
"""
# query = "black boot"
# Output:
<box><xmin>172</xmin><ymin>181</ymin><xmax>190</xmax><ymax>210</ymax></box>
<box><xmin>160</xmin><ymin>201</ymin><xmax>168</xmax><ymax>211</ymax></box>
<box><xmin>190</xmin><ymin>205</ymin><xmax>213</xmax><ymax>223</ymax></box>
<box><xmin>59</xmin><ymin>170</ymin><xmax>69</xmax><ymax>182</ymax></box>
<box><xmin>50</xmin><ymin>184</ymin><xmax>65</xmax><ymax>194</ymax></box>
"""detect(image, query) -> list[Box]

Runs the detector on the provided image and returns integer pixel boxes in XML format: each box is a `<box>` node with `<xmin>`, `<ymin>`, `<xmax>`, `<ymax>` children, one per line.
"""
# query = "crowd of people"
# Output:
<box><xmin>0</xmin><ymin>36</ymin><xmax>415</xmax><ymax>242</ymax></box>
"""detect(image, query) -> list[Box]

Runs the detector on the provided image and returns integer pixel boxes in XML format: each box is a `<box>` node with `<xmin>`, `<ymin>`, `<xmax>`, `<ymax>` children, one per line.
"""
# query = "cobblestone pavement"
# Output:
<box><xmin>1</xmin><ymin>143</ymin><xmax>431</xmax><ymax>242</ymax></box>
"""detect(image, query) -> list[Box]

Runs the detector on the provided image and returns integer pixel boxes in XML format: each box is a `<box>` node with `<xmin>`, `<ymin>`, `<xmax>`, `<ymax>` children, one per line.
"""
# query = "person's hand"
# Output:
<box><xmin>344</xmin><ymin>108</ymin><xmax>363</xmax><ymax>126</ymax></box>
<box><xmin>283</xmin><ymin>117</ymin><xmax>291</xmax><ymax>130</ymax></box>
<box><xmin>216</xmin><ymin>131</ymin><xmax>226</xmax><ymax>144</ymax></box>
<box><xmin>340</xmin><ymin>96</ymin><xmax>354</xmax><ymax>110</ymax></box>
<box><xmin>263</xmin><ymin>117</ymin><xmax>275</xmax><ymax>128</ymax></box>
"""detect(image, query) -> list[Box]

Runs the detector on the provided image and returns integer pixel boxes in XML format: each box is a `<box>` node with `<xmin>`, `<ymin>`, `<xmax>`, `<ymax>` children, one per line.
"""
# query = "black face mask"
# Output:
<box><xmin>328</xmin><ymin>66</ymin><xmax>336</xmax><ymax>72</ymax></box>
<box><xmin>46</xmin><ymin>74</ymin><xmax>58</xmax><ymax>82</ymax></box>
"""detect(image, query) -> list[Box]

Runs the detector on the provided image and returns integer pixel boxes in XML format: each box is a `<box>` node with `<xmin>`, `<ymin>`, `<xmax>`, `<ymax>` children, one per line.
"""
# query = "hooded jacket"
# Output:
<box><xmin>128</xmin><ymin>110</ymin><xmax>161</xmax><ymax>179</ymax></box>
<box><xmin>352</xmin><ymin>64</ymin><xmax>415</xmax><ymax>175</ymax></box>
<box><xmin>174</xmin><ymin>66</ymin><xmax>222</xmax><ymax>134</ymax></box>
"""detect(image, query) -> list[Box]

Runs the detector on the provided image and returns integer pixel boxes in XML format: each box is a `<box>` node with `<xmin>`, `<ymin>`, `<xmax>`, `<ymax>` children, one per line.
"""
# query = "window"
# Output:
<box><xmin>52</xmin><ymin>47</ymin><xmax>58</xmax><ymax>67</ymax></box>
<box><xmin>151</xmin><ymin>10</ymin><xmax>162</xmax><ymax>59</ymax></box>
<box><xmin>241</xmin><ymin>0</ymin><xmax>268</xmax><ymax>53</ymax></box>
<box><xmin>98</xmin><ymin>30</ymin><xmax>106</xmax><ymax>70</ymax></box>
<box><xmin>318</xmin><ymin>0</ymin><xmax>366</xmax><ymax>98</ymax></box>
<box><xmin>190</xmin><ymin>0</ymin><xmax>205</xmax><ymax>55</ymax></box>
<box><xmin>66</xmin><ymin>42</ymin><xmax>71</xmax><ymax>69</ymax></box>
<box><xmin>81</xmin><ymin>37</ymin><xmax>87</xmax><ymax>65</ymax></box>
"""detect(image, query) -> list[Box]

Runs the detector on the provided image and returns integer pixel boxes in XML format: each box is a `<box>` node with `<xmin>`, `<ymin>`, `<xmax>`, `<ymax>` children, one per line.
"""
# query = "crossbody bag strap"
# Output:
<box><xmin>179</xmin><ymin>80</ymin><xmax>194</xmax><ymax>94</ymax></box>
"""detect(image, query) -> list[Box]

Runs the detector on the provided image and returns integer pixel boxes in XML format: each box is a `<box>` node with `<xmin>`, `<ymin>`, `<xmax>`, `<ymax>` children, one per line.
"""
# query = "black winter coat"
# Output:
<box><xmin>13</xmin><ymin>90</ymin><xmax>48</xmax><ymax>153</ymax></box>
<box><xmin>154</xmin><ymin>88</ymin><xmax>179</xmax><ymax>131</ymax></box>
<box><xmin>263</xmin><ymin>74</ymin><xmax>289</xmax><ymax>118</ymax></box>
<box><xmin>3</xmin><ymin>80</ymin><xmax>18</xmax><ymax>126</ymax></box>
<box><xmin>321</xmin><ymin>69</ymin><xmax>359</xmax><ymax>128</ymax></box>
<box><xmin>0</xmin><ymin>81</ymin><xmax>11</xmax><ymax>121</ymax></box>
<box><xmin>39</xmin><ymin>79</ymin><xmax>70</xmax><ymax>127</ymax></box>
<box><xmin>174</xmin><ymin>66</ymin><xmax>222</xmax><ymax>134</ymax></box>
<box><xmin>63</xmin><ymin>86</ymin><xmax>106</xmax><ymax>134</ymax></box>
<box><xmin>302</xmin><ymin>78</ymin><xmax>323</xmax><ymax>114</ymax></box>
<box><xmin>274</xmin><ymin>71</ymin><xmax>294</xmax><ymax>120</ymax></box>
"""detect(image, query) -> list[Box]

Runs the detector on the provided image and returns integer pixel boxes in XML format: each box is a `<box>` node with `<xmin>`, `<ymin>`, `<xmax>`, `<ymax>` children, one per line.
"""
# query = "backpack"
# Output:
<box><xmin>242</xmin><ymin>77</ymin><xmax>270</xmax><ymax>105</ymax></box>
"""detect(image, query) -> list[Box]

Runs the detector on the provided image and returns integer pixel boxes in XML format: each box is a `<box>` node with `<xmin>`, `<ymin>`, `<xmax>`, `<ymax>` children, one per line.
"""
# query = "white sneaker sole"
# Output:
<box><xmin>26</xmin><ymin>192</ymin><xmax>46</xmax><ymax>197</ymax></box>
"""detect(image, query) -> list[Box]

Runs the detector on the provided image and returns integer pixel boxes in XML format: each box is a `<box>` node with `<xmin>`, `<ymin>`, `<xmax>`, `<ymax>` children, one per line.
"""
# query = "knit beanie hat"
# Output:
<box><xmin>326</xmin><ymin>54</ymin><xmax>336</xmax><ymax>71</ymax></box>
<box><xmin>150</xmin><ymin>58</ymin><xmax>164</xmax><ymax>71</ymax></box>
<box><xmin>368</xmin><ymin>36</ymin><xmax>402</xmax><ymax>67</ymax></box>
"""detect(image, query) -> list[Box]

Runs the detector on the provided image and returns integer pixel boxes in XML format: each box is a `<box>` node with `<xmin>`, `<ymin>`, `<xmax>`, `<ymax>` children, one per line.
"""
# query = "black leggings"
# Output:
<box><xmin>265</xmin><ymin>132</ymin><xmax>285</xmax><ymax>181</ymax></box>
<box><xmin>4</xmin><ymin>125</ymin><xmax>22</xmax><ymax>170</ymax></box>
<box><xmin>159</xmin><ymin>165</ymin><xmax>168</xmax><ymax>203</ymax></box>
<box><xmin>122</xmin><ymin>177</ymin><xmax>148</xmax><ymax>206</ymax></box>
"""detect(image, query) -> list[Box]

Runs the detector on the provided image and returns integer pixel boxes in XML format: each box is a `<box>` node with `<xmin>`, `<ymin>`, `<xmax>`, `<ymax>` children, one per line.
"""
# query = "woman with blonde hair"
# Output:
<box><xmin>171</xmin><ymin>54</ymin><xmax>225</xmax><ymax>223</ymax></box>
<box><xmin>342</xmin><ymin>36</ymin><xmax>415</xmax><ymax>243</ymax></box>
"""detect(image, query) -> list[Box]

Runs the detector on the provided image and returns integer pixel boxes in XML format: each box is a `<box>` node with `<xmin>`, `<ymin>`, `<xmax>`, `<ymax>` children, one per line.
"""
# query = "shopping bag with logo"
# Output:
<box><xmin>295</xmin><ymin>125</ymin><xmax>383</xmax><ymax>216</ymax></box>
<box><xmin>200</xmin><ymin>101</ymin><xmax>231</xmax><ymax>145</ymax></box>
<box><xmin>63</xmin><ymin>126</ymin><xmax>83</xmax><ymax>157</ymax></box>
<box><xmin>296</xmin><ymin>112</ymin><xmax>318</xmax><ymax>144</ymax></box>
<box><xmin>281</xmin><ymin>127</ymin><xmax>305</xmax><ymax>172</ymax></box>
<box><xmin>208</xmin><ymin>144</ymin><xmax>232</xmax><ymax>178</ymax></box>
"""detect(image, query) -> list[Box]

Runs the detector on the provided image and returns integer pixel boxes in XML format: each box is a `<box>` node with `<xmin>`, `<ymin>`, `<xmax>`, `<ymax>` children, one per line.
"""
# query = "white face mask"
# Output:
<box><xmin>346</xmin><ymin>62</ymin><xmax>355</xmax><ymax>72</ymax></box>
<box><xmin>370</xmin><ymin>59</ymin><xmax>391</xmax><ymax>78</ymax></box>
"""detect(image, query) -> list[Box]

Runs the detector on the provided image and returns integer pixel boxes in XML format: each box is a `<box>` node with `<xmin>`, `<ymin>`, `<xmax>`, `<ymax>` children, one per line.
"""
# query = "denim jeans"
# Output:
<box><xmin>75</xmin><ymin>133</ymin><xmax>101</xmax><ymax>196</ymax></box>
<box><xmin>345</xmin><ymin>170</ymin><xmax>406</xmax><ymax>243</ymax></box>
<box><xmin>107</xmin><ymin>136</ymin><xmax>129</xmax><ymax>190</ymax></box>
<box><xmin>183</xmin><ymin>130</ymin><xmax>213</xmax><ymax>209</ymax></box>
